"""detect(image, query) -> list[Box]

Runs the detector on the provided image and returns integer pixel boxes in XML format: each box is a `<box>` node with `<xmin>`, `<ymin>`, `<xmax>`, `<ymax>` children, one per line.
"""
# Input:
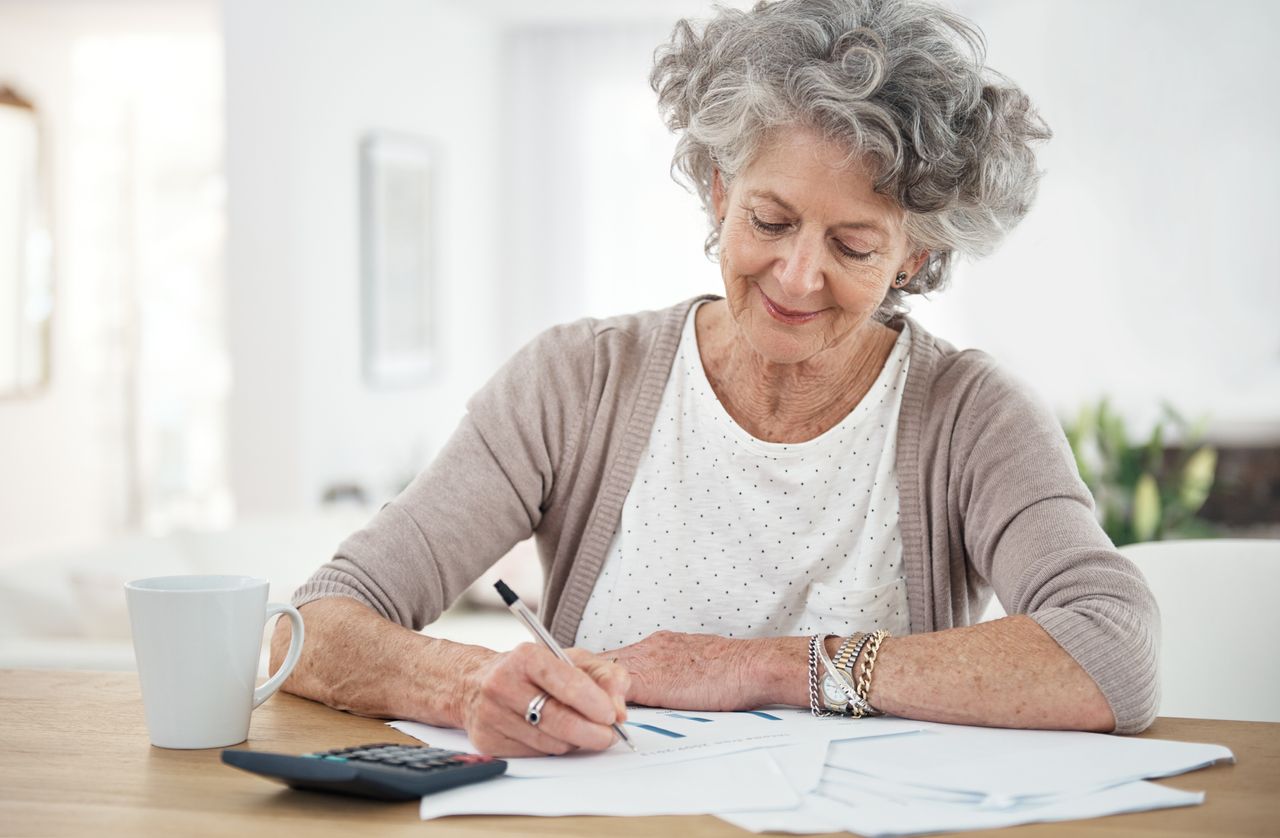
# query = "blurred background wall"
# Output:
<box><xmin>0</xmin><ymin>0</ymin><xmax>226</xmax><ymax>556</ymax></box>
<box><xmin>223</xmin><ymin>0</ymin><xmax>505</xmax><ymax>518</ymax></box>
<box><xmin>0</xmin><ymin>0</ymin><xmax>1276</xmax><ymax>634</ymax></box>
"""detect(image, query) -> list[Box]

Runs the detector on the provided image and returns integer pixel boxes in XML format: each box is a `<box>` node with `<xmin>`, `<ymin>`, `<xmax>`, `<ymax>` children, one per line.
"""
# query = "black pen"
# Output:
<box><xmin>494</xmin><ymin>579</ymin><xmax>636</xmax><ymax>752</ymax></box>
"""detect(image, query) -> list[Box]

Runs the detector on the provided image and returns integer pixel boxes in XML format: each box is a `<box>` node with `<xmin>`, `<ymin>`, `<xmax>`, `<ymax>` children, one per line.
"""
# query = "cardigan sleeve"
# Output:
<box><xmin>954</xmin><ymin>361</ymin><xmax>1160</xmax><ymax>734</ymax></box>
<box><xmin>290</xmin><ymin>321</ymin><xmax>596</xmax><ymax>630</ymax></box>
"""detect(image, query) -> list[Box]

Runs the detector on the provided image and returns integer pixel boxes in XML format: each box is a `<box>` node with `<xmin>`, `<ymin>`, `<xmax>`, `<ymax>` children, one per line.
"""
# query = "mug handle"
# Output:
<box><xmin>253</xmin><ymin>603</ymin><xmax>305</xmax><ymax>709</ymax></box>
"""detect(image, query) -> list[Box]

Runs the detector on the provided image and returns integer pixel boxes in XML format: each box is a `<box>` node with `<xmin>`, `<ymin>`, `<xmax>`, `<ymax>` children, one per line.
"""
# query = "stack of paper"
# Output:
<box><xmin>390</xmin><ymin>708</ymin><xmax>1232</xmax><ymax>834</ymax></box>
<box><xmin>721</xmin><ymin>719</ymin><xmax>1230</xmax><ymax>835</ymax></box>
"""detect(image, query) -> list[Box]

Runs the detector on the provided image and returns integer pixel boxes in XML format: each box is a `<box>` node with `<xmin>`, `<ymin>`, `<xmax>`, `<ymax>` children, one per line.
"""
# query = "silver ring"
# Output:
<box><xmin>525</xmin><ymin>691</ymin><xmax>549</xmax><ymax>726</ymax></box>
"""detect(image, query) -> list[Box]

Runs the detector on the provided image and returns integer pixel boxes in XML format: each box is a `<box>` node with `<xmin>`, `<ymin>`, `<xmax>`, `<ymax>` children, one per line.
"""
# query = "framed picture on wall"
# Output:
<box><xmin>360</xmin><ymin>132</ymin><xmax>436</xmax><ymax>387</ymax></box>
<box><xmin>0</xmin><ymin>85</ymin><xmax>53</xmax><ymax>399</ymax></box>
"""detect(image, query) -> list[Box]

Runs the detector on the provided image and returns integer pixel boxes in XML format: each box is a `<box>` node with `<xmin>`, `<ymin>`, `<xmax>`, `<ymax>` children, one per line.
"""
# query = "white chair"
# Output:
<box><xmin>975</xmin><ymin>538</ymin><xmax>1280</xmax><ymax>722</ymax></box>
<box><xmin>1119</xmin><ymin>539</ymin><xmax>1280</xmax><ymax>723</ymax></box>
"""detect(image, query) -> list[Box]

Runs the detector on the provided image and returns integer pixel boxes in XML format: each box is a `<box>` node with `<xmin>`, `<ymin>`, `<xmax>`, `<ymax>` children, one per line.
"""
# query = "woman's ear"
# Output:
<box><xmin>903</xmin><ymin>249</ymin><xmax>930</xmax><ymax>281</ymax></box>
<box><xmin>711</xmin><ymin>170</ymin><xmax>726</xmax><ymax>222</ymax></box>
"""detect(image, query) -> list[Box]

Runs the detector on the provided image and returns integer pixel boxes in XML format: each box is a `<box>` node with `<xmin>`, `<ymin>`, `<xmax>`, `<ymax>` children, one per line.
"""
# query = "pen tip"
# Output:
<box><xmin>493</xmin><ymin>579</ymin><xmax>518</xmax><ymax>606</ymax></box>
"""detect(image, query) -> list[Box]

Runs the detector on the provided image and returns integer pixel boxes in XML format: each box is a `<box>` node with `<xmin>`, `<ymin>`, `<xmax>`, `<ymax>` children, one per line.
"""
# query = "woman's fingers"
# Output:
<box><xmin>480</xmin><ymin>644</ymin><xmax>619</xmax><ymax>751</ymax></box>
<box><xmin>565</xmin><ymin>646</ymin><xmax>631</xmax><ymax>720</ymax></box>
<box><xmin>468</xmin><ymin>726</ymin><xmax>545</xmax><ymax>758</ymax></box>
<box><xmin>474</xmin><ymin>696</ymin><xmax>576</xmax><ymax>756</ymax></box>
<box><xmin>526</xmin><ymin>696</ymin><xmax>617</xmax><ymax>751</ymax></box>
<box><xmin>465</xmin><ymin>643</ymin><xmax>634</xmax><ymax>755</ymax></box>
<box><xmin>516</xmin><ymin>643</ymin><xmax>619</xmax><ymax>725</ymax></box>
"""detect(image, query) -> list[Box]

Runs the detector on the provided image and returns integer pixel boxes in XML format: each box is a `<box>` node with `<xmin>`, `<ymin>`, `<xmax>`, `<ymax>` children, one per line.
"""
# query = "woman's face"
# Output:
<box><xmin>712</xmin><ymin>126</ymin><xmax>923</xmax><ymax>366</ymax></box>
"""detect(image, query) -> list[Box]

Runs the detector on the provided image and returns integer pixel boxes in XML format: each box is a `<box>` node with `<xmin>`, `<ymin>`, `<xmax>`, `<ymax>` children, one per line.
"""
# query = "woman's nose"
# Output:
<box><xmin>775</xmin><ymin>236</ymin><xmax>825</xmax><ymax>298</ymax></box>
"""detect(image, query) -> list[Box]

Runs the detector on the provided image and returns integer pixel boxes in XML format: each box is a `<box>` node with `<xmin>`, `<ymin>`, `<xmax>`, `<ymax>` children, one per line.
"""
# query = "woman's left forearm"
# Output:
<box><xmin>750</xmin><ymin>615</ymin><xmax>1116</xmax><ymax>731</ymax></box>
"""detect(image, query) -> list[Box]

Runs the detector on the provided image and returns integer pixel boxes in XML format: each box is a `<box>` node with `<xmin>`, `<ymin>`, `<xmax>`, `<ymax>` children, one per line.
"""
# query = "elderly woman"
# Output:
<box><xmin>273</xmin><ymin>0</ymin><xmax>1158</xmax><ymax>756</ymax></box>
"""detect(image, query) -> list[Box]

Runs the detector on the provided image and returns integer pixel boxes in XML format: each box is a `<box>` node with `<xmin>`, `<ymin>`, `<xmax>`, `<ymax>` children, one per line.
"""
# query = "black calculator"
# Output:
<box><xmin>221</xmin><ymin>742</ymin><xmax>507</xmax><ymax>801</ymax></box>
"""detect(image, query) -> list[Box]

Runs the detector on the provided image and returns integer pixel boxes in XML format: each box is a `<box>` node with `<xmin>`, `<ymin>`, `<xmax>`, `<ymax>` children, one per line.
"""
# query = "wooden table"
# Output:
<box><xmin>1</xmin><ymin>670</ymin><xmax>1275</xmax><ymax>837</ymax></box>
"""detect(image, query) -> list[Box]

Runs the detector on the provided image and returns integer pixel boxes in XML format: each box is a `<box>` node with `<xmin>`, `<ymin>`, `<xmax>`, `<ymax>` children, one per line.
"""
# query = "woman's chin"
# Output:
<box><xmin>743</xmin><ymin>319</ymin><xmax>826</xmax><ymax>366</ymax></box>
<box><xmin>722</xmin><ymin>291</ymin><xmax>839</xmax><ymax>365</ymax></box>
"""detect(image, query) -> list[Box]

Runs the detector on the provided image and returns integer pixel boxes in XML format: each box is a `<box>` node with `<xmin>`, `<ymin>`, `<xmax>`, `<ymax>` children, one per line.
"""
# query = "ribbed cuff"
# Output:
<box><xmin>291</xmin><ymin>571</ymin><xmax>390</xmax><ymax>622</ymax></box>
<box><xmin>1033</xmin><ymin>605</ymin><xmax>1160</xmax><ymax>734</ymax></box>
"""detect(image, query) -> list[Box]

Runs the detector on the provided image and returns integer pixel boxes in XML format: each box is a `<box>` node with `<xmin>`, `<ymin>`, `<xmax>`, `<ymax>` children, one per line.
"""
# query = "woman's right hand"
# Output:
<box><xmin>459</xmin><ymin>643</ymin><xmax>630</xmax><ymax>757</ymax></box>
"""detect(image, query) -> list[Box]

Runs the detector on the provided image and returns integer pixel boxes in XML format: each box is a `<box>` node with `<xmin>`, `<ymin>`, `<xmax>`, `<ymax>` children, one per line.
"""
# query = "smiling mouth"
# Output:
<box><xmin>759</xmin><ymin>290</ymin><xmax>825</xmax><ymax>323</ymax></box>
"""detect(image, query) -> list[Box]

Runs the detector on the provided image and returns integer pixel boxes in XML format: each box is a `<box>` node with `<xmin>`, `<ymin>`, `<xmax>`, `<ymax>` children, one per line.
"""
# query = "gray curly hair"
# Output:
<box><xmin>651</xmin><ymin>0</ymin><xmax>1051</xmax><ymax>320</ymax></box>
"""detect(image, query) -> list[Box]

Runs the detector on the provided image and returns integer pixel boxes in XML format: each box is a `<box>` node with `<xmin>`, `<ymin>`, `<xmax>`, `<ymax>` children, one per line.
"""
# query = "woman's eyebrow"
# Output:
<box><xmin>746</xmin><ymin>189</ymin><xmax>887</xmax><ymax>238</ymax></box>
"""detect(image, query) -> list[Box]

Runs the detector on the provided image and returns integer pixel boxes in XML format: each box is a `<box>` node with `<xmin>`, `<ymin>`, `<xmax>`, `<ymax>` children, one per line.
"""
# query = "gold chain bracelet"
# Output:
<box><xmin>855</xmin><ymin>629</ymin><xmax>889</xmax><ymax>707</ymax></box>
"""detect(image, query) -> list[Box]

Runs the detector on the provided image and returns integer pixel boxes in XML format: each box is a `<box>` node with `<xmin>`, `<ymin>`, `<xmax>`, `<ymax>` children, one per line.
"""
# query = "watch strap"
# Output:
<box><xmin>818</xmin><ymin>632</ymin><xmax>883</xmax><ymax>717</ymax></box>
<box><xmin>833</xmin><ymin>632</ymin><xmax>866</xmax><ymax>674</ymax></box>
<box><xmin>816</xmin><ymin>634</ymin><xmax>865</xmax><ymax>715</ymax></box>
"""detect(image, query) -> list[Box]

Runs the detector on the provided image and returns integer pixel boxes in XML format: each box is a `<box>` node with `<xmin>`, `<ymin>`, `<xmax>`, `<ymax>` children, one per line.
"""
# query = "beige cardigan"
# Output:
<box><xmin>294</xmin><ymin>296</ymin><xmax>1160</xmax><ymax>733</ymax></box>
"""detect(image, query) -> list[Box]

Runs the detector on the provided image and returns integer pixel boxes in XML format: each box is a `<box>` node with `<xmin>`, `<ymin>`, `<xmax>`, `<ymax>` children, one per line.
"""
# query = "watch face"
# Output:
<box><xmin>822</xmin><ymin>675</ymin><xmax>849</xmax><ymax>705</ymax></box>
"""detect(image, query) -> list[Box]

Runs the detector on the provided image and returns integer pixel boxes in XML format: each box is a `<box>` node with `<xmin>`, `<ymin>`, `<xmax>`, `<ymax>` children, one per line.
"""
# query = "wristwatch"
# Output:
<box><xmin>817</xmin><ymin>634</ymin><xmax>871</xmax><ymax>715</ymax></box>
<box><xmin>821</xmin><ymin>671</ymin><xmax>858</xmax><ymax>711</ymax></box>
<box><xmin>819</xmin><ymin>637</ymin><xmax>860</xmax><ymax>716</ymax></box>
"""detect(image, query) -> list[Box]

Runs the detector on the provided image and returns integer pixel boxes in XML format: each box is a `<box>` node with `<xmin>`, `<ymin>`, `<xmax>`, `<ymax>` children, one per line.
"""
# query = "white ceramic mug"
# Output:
<box><xmin>125</xmin><ymin>575</ymin><xmax>305</xmax><ymax>749</ymax></box>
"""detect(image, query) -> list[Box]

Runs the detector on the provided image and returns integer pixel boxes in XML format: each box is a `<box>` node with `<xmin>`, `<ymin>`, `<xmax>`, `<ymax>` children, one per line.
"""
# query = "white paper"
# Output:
<box><xmin>821</xmin><ymin>761</ymin><xmax>1195</xmax><ymax>811</ymax></box>
<box><xmin>822</xmin><ymin>764</ymin><xmax>995</xmax><ymax>806</ymax></box>
<box><xmin>766</xmin><ymin>739</ymin><xmax>832</xmax><ymax>794</ymax></box>
<box><xmin>825</xmin><ymin>719</ymin><xmax>1233</xmax><ymax>800</ymax></box>
<box><xmin>714</xmin><ymin>792</ymin><xmax>849</xmax><ymax>834</ymax></box>
<box><xmin>398</xmin><ymin>709</ymin><xmax>1222</xmax><ymax>833</ymax></box>
<box><xmin>823</xmin><ymin>779</ymin><xmax>1202</xmax><ymax>836</ymax></box>
<box><xmin>392</xmin><ymin>706</ymin><xmax>920</xmax><ymax>779</ymax></box>
<box><xmin>387</xmin><ymin>720</ymin><xmax>473</xmax><ymax>754</ymax></box>
<box><xmin>721</xmin><ymin>780</ymin><xmax>1204</xmax><ymax>836</ymax></box>
<box><xmin>419</xmin><ymin>749</ymin><xmax>800</xmax><ymax>819</ymax></box>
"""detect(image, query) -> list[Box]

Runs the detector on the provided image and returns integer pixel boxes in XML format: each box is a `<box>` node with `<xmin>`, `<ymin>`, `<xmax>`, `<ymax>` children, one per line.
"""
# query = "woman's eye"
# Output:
<box><xmin>748</xmin><ymin>212</ymin><xmax>789</xmax><ymax>235</ymax></box>
<box><xmin>835</xmin><ymin>240</ymin><xmax>873</xmax><ymax>261</ymax></box>
<box><xmin>747</xmin><ymin>212</ymin><xmax>873</xmax><ymax>261</ymax></box>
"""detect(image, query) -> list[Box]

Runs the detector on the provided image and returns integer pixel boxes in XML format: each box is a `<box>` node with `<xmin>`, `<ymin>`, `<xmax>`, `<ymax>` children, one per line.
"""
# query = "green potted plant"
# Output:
<box><xmin>1063</xmin><ymin>399</ymin><xmax>1218</xmax><ymax>546</ymax></box>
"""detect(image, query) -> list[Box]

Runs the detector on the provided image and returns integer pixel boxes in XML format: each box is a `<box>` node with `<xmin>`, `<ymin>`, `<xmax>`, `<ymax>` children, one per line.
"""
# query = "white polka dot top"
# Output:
<box><xmin>574</xmin><ymin>301</ymin><xmax>913</xmax><ymax>652</ymax></box>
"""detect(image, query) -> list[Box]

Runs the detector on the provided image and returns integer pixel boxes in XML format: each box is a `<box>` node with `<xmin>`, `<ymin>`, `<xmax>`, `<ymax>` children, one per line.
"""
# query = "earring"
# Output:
<box><xmin>894</xmin><ymin>272</ymin><xmax>908</xmax><ymax>288</ymax></box>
